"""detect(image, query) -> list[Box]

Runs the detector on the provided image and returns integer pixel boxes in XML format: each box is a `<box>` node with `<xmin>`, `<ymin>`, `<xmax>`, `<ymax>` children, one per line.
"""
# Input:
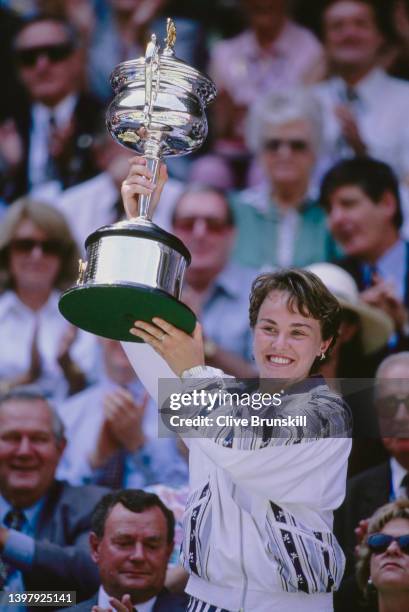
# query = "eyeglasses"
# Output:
<box><xmin>377</xmin><ymin>395</ymin><xmax>409</xmax><ymax>418</ymax></box>
<box><xmin>10</xmin><ymin>238</ymin><xmax>62</xmax><ymax>256</ymax></box>
<box><xmin>263</xmin><ymin>138</ymin><xmax>310</xmax><ymax>153</ymax></box>
<box><xmin>367</xmin><ymin>533</ymin><xmax>409</xmax><ymax>554</ymax></box>
<box><xmin>16</xmin><ymin>42</ymin><xmax>73</xmax><ymax>67</ymax></box>
<box><xmin>173</xmin><ymin>216</ymin><xmax>231</xmax><ymax>234</ymax></box>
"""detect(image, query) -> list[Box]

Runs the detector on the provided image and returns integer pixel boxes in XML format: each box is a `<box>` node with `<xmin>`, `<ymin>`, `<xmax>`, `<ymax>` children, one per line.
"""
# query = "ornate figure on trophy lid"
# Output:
<box><xmin>59</xmin><ymin>18</ymin><xmax>216</xmax><ymax>341</ymax></box>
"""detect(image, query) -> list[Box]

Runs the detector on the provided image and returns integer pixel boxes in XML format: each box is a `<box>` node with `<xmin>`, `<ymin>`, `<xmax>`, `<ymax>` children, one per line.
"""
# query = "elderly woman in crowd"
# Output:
<box><xmin>230</xmin><ymin>89</ymin><xmax>339</xmax><ymax>269</ymax></box>
<box><xmin>356</xmin><ymin>499</ymin><xmax>409</xmax><ymax>611</ymax></box>
<box><xmin>0</xmin><ymin>198</ymin><xmax>98</xmax><ymax>400</ymax></box>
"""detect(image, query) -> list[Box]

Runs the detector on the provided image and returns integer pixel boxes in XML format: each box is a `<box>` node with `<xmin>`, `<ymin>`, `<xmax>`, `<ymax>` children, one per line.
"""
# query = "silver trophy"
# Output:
<box><xmin>59</xmin><ymin>19</ymin><xmax>216</xmax><ymax>341</ymax></box>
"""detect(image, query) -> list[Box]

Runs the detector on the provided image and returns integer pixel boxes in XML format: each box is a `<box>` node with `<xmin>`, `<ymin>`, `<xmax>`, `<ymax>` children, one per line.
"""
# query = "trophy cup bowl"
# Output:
<box><xmin>59</xmin><ymin>19</ymin><xmax>216</xmax><ymax>342</ymax></box>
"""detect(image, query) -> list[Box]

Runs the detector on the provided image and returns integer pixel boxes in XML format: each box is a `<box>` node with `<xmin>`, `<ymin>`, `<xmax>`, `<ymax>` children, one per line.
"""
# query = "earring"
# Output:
<box><xmin>320</xmin><ymin>352</ymin><xmax>326</xmax><ymax>361</ymax></box>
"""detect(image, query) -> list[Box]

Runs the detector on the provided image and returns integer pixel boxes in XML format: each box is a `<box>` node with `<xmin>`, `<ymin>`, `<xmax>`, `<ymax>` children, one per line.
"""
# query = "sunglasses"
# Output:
<box><xmin>10</xmin><ymin>238</ymin><xmax>62</xmax><ymax>256</ymax></box>
<box><xmin>264</xmin><ymin>138</ymin><xmax>310</xmax><ymax>153</ymax></box>
<box><xmin>16</xmin><ymin>42</ymin><xmax>73</xmax><ymax>67</ymax></box>
<box><xmin>173</xmin><ymin>216</ymin><xmax>231</xmax><ymax>234</ymax></box>
<box><xmin>367</xmin><ymin>533</ymin><xmax>409</xmax><ymax>554</ymax></box>
<box><xmin>377</xmin><ymin>395</ymin><xmax>409</xmax><ymax>418</ymax></box>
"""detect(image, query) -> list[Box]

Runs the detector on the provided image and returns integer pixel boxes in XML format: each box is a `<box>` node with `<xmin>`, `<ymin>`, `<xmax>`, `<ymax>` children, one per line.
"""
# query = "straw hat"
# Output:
<box><xmin>307</xmin><ymin>263</ymin><xmax>394</xmax><ymax>355</ymax></box>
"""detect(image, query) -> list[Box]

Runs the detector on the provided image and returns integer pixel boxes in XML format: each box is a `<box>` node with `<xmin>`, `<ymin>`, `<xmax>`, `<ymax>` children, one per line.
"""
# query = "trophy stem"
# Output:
<box><xmin>137</xmin><ymin>156</ymin><xmax>161</xmax><ymax>220</ymax></box>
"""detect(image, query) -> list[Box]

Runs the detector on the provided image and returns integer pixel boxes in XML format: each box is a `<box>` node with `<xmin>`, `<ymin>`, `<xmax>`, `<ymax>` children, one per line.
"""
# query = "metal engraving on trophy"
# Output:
<box><xmin>58</xmin><ymin>18</ymin><xmax>216</xmax><ymax>341</ymax></box>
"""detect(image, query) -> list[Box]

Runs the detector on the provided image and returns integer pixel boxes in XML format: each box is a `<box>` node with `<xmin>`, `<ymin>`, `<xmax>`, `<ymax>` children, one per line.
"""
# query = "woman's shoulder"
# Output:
<box><xmin>307</xmin><ymin>382</ymin><xmax>353</xmax><ymax>437</ymax></box>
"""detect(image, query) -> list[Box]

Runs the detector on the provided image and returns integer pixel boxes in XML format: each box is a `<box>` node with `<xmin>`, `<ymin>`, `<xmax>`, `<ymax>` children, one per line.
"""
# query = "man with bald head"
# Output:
<box><xmin>0</xmin><ymin>387</ymin><xmax>107</xmax><ymax>601</ymax></box>
<box><xmin>334</xmin><ymin>352</ymin><xmax>409</xmax><ymax>609</ymax></box>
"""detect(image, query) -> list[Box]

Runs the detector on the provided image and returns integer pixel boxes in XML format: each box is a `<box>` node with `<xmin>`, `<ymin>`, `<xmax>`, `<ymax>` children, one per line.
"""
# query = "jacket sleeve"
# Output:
<box><xmin>196</xmin><ymin>436</ymin><xmax>351</xmax><ymax>511</ymax></box>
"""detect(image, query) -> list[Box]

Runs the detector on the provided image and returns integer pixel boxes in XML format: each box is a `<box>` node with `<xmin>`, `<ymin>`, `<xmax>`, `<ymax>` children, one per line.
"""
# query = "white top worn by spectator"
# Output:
<box><xmin>314</xmin><ymin>68</ymin><xmax>409</xmax><ymax>180</ymax></box>
<box><xmin>210</xmin><ymin>20</ymin><xmax>325</xmax><ymax>107</ymax></box>
<box><xmin>0</xmin><ymin>290</ymin><xmax>99</xmax><ymax>401</ymax></box>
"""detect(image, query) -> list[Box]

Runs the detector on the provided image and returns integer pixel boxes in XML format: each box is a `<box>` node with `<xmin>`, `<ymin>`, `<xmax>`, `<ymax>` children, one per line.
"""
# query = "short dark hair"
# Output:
<box><xmin>249</xmin><ymin>269</ymin><xmax>342</xmax><ymax>357</ymax></box>
<box><xmin>319</xmin><ymin>157</ymin><xmax>403</xmax><ymax>229</ymax></box>
<box><xmin>91</xmin><ymin>489</ymin><xmax>175</xmax><ymax>544</ymax></box>
<box><xmin>171</xmin><ymin>185</ymin><xmax>235</xmax><ymax>227</ymax></box>
<box><xmin>322</xmin><ymin>0</ymin><xmax>383</xmax><ymax>34</ymax></box>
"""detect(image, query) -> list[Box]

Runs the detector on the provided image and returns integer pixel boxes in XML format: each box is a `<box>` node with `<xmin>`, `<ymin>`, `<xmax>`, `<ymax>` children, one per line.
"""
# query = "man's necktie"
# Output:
<box><xmin>0</xmin><ymin>509</ymin><xmax>26</xmax><ymax>589</ymax></box>
<box><xmin>4</xmin><ymin>509</ymin><xmax>26</xmax><ymax>531</ymax></box>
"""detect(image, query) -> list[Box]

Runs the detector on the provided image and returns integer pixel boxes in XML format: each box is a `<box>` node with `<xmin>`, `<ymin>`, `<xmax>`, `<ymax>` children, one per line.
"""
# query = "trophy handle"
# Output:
<box><xmin>133</xmin><ymin>35</ymin><xmax>162</xmax><ymax>221</ymax></box>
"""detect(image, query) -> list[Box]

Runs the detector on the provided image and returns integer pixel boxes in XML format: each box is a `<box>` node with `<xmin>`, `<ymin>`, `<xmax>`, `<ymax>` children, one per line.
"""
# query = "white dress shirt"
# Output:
<box><xmin>0</xmin><ymin>290</ymin><xmax>100</xmax><ymax>401</ymax></box>
<box><xmin>97</xmin><ymin>586</ymin><xmax>156</xmax><ymax>612</ymax></box>
<box><xmin>28</xmin><ymin>95</ymin><xmax>77</xmax><ymax>188</ymax></box>
<box><xmin>314</xmin><ymin>68</ymin><xmax>409</xmax><ymax>179</ymax></box>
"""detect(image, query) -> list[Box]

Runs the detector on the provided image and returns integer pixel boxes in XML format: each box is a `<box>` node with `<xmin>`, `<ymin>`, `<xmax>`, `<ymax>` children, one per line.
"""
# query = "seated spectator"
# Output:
<box><xmin>0</xmin><ymin>198</ymin><xmax>99</xmax><ymax>401</ymax></box>
<box><xmin>0</xmin><ymin>387</ymin><xmax>107</xmax><ymax>600</ymax></box>
<box><xmin>208</xmin><ymin>0</ymin><xmax>325</xmax><ymax>156</ymax></box>
<box><xmin>308</xmin><ymin>262</ymin><xmax>394</xmax><ymax>476</ymax></box>
<box><xmin>334</xmin><ymin>352</ymin><xmax>409</xmax><ymax>610</ymax></box>
<box><xmin>314</xmin><ymin>0</ymin><xmax>409</xmax><ymax>182</ymax></box>
<box><xmin>56</xmin><ymin>338</ymin><xmax>188</xmax><ymax>489</ymax></box>
<box><xmin>320</xmin><ymin>157</ymin><xmax>409</xmax><ymax>351</ymax></box>
<box><xmin>0</xmin><ymin>15</ymin><xmax>102</xmax><ymax>203</ymax></box>
<box><xmin>307</xmin><ymin>263</ymin><xmax>393</xmax><ymax>379</ymax></box>
<box><xmin>230</xmin><ymin>89</ymin><xmax>339</xmax><ymax>268</ymax></box>
<box><xmin>48</xmin><ymin>126</ymin><xmax>183</xmax><ymax>250</ymax></box>
<box><xmin>69</xmin><ymin>489</ymin><xmax>187</xmax><ymax>611</ymax></box>
<box><xmin>168</xmin><ymin>183</ymin><xmax>258</xmax><ymax>377</ymax></box>
<box><xmin>356</xmin><ymin>500</ymin><xmax>409</xmax><ymax>612</ymax></box>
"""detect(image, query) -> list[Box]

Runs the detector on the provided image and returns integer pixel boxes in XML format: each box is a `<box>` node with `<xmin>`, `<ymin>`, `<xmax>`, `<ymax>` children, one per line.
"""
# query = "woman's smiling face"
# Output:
<box><xmin>253</xmin><ymin>290</ymin><xmax>332</xmax><ymax>381</ymax></box>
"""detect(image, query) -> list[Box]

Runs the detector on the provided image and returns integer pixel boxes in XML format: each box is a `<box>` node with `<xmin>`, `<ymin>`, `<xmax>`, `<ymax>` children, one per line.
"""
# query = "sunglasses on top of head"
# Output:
<box><xmin>367</xmin><ymin>533</ymin><xmax>409</xmax><ymax>554</ymax></box>
<box><xmin>16</xmin><ymin>42</ymin><xmax>73</xmax><ymax>67</ymax></box>
<box><xmin>9</xmin><ymin>238</ymin><xmax>63</xmax><ymax>256</ymax></box>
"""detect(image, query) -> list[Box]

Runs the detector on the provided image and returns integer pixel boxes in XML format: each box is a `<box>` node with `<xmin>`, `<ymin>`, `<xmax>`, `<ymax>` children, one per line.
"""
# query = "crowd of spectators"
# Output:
<box><xmin>1</xmin><ymin>0</ymin><xmax>409</xmax><ymax>610</ymax></box>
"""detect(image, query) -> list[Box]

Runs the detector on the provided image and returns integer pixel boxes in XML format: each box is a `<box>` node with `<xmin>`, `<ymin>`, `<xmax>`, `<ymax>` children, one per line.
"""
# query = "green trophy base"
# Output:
<box><xmin>58</xmin><ymin>283</ymin><xmax>196</xmax><ymax>342</ymax></box>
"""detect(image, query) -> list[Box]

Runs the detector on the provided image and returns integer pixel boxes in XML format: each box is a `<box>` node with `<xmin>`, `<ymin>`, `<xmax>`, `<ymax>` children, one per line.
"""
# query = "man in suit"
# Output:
<box><xmin>334</xmin><ymin>351</ymin><xmax>409</xmax><ymax>610</ymax></box>
<box><xmin>320</xmin><ymin>157</ymin><xmax>409</xmax><ymax>352</ymax></box>
<box><xmin>0</xmin><ymin>15</ymin><xmax>102</xmax><ymax>203</ymax></box>
<box><xmin>70</xmin><ymin>489</ymin><xmax>187</xmax><ymax>611</ymax></box>
<box><xmin>0</xmin><ymin>387</ymin><xmax>108</xmax><ymax>601</ymax></box>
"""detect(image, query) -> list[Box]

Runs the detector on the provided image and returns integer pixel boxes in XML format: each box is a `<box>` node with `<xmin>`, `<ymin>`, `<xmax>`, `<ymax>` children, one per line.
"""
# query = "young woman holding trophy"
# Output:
<box><xmin>120</xmin><ymin>157</ymin><xmax>352</xmax><ymax>612</ymax></box>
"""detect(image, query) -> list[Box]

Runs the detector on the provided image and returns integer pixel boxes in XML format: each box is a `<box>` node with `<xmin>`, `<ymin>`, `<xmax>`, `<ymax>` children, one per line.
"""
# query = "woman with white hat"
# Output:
<box><xmin>307</xmin><ymin>263</ymin><xmax>394</xmax><ymax>379</ymax></box>
<box><xmin>308</xmin><ymin>262</ymin><xmax>394</xmax><ymax>476</ymax></box>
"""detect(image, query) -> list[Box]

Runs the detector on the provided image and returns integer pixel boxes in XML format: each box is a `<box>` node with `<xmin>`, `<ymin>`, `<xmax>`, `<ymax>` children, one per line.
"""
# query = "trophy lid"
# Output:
<box><xmin>110</xmin><ymin>54</ymin><xmax>216</xmax><ymax>107</ymax></box>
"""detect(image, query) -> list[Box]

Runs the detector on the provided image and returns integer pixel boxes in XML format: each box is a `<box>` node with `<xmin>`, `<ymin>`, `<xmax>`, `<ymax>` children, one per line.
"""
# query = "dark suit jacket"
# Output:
<box><xmin>68</xmin><ymin>588</ymin><xmax>188</xmax><ymax>611</ymax></box>
<box><xmin>334</xmin><ymin>462</ymin><xmax>391</xmax><ymax>611</ymax></box>
<box><xmin>1</xmin><ymin>92</ymin><xmax>103</xmax><ymax>203</ymax></box>
<box><xmin>4</xmin><ymin>480</ymin><xmax>109</xmax><ymax>603</ymax></box>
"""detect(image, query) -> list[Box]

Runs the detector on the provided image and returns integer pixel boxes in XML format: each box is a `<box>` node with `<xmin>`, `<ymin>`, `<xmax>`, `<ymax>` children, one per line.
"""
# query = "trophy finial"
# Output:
<box><xmin>164</xmin><ymin>17</ymin><xmax>176</xmax><ymax>55</ymax></box>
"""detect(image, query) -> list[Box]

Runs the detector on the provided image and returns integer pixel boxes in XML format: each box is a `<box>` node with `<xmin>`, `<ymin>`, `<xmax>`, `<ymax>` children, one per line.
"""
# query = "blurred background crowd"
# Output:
<box><xmin>1</xmin><ymin>0</ymin><xmax>409</xmax><ymax>610</ymax></box>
